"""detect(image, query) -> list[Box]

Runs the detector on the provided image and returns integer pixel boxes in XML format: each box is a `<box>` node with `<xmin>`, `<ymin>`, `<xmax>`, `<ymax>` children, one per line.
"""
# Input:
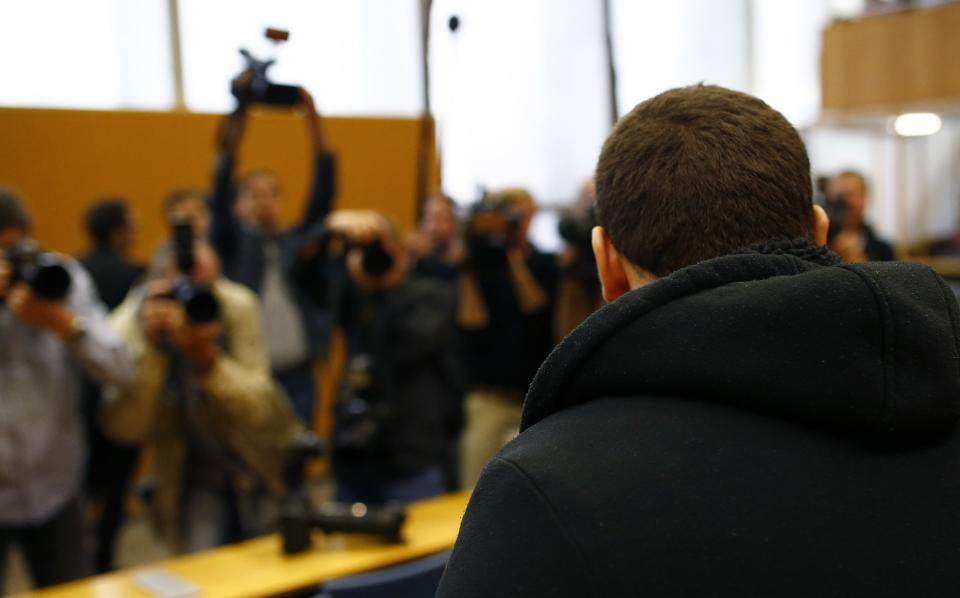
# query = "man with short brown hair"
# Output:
<box><xmin>438</xmin><ymin>85</ymin><xmax>960</xmax><ymax>597</ymax></box>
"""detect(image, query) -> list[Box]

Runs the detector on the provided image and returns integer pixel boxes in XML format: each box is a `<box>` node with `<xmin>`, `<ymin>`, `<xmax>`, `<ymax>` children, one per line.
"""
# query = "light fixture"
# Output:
<box><xmin>891</xmin><ymin>112</ymin><xmax>942</xmax><ymax>137</ymax></box>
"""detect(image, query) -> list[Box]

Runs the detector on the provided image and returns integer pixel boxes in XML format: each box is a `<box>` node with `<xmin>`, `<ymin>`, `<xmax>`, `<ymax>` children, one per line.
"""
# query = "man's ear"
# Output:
<box><xmin>592</xmin><ymin>226</ymin><xmax>632</xmax><ymax>303</ymax></box>
<box><xmin>813</xmin><ymin>205</ymin><xmax>829</xmax><ymax>246</ymax></box>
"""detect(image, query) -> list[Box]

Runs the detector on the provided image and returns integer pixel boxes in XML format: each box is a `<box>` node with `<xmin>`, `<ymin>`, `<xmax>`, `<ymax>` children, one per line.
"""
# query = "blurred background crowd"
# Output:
<box><xmin>0</xmin><ymin>0</ymin><xmax>958</xmax><ymax>593</ymax></box>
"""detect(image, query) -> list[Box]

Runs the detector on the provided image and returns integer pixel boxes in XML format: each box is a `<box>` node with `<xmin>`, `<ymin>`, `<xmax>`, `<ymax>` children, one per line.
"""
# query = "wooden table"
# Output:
<box><xmin>16</xmin><ymin>491</ymin><xmax>470</xmax><ymax>598</ymax></box>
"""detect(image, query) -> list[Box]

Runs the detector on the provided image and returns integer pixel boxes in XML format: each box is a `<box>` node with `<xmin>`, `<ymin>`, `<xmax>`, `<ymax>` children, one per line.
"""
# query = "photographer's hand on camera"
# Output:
<box><xmin>507</xmin><ymin>246</ymin><xmax>549</xmax><ymax>314</ymax></box>
<box><xmin>7</xmin><ymin>284</ymin><xmax>80</xmax><ymax>339</ymax></box>
<box><xmin>326</xmin><ymin>211</ymin><xmax>407</xmax><ymax>291</ymax></box>
<box><xmin>831</xmin><ymin>230</ymin><xmax>869</xmax><ymax>264</ymax></box>
<box><xmin>140</xmin><ymin>280</ymin><xmax>184</xmax><ymax>347</ymax></box>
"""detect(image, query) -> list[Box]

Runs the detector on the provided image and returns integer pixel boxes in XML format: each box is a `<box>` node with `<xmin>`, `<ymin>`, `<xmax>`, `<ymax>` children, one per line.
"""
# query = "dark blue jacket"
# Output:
<box><xmin>208</xmin><ymin>151</ymin><xmax>336</xmax><ymax>359</ymax></box>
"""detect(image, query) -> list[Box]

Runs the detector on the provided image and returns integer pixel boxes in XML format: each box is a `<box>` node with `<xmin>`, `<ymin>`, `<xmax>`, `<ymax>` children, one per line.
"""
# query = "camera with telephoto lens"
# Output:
<box><xmin>3</xmin><ymin>241</ymin><xmax>71</xmax><ymax>302</ymax></box>
<box><xmin>465</xmin><ymin>194</ymin><xmax>523</xmax><ymax>271</ymax></box>
<box><xmin>162</xmin><ymin>221</ymin><xmax>220</xmax><ymax>324</ymax></box>
<box><xmin>231</xmin><ymin>28</ymin><xmax>300</xmax><ymax>107</ymax></box>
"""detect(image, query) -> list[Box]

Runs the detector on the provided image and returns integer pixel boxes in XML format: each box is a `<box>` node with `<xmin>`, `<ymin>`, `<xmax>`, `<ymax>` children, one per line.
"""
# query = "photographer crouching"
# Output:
<box><xmin>457</xmin><ymin>189</ymin><xmax>557</xmax><ymax>488</ymax></box>
<box><xmin>324</xmin><ymin>210</ymin><xmax>461</xmax><ymax>504</ymax></box>
<box><xmin>0</xmin><ymin>188</ymin><xmax>132</xmax><ymax>591</ymax></box>
<box><xmin>101</xmin><ymin>190</ymin><xmax>301</xmax><ymax>554</ymax></box>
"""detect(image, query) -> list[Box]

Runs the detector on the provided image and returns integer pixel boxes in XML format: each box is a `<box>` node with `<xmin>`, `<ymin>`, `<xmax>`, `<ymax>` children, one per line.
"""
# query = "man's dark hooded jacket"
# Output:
<box><xmin>437</xmin><ymin>242</ymin><xmax>960</xmax><ymax>597</ymax></box>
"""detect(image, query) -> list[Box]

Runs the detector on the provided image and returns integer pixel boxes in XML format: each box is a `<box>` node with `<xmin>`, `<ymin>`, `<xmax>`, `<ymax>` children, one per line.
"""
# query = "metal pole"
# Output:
<box><xmin>601</xmin><ymin>0</ymin><xmax>620</xmax><ymax>125</ymax></box>
<box><xmin>168</xmin><ymin>0</ymin><xmax>186</xmax><ymax>111</ymax></box>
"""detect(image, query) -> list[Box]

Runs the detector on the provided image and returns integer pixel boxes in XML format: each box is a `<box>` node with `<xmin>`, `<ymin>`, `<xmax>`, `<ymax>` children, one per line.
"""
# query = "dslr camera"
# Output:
<box><xmin>231</xmin><ymin>28</ymin><xmax>300</xmax><ymax>107</ymax></box>
<box><xmin>3</xmin><ymin>241</ymin><xmax>71</xmax><ymax>301</ymax></box>
<box><xmin>162</xmin><ymin>221</ymin><xmax>220</xmax><ymax>324</ymax></box>
<box><xmin>465</xmin><ymin>196</ymin><xmax>523</xmax><ymax>271</ymax></box>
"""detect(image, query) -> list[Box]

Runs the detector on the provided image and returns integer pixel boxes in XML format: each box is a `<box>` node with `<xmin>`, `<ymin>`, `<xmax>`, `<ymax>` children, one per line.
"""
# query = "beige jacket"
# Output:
<box><xmin>102</xmin><ymin>278</ymin><xmax>301</xmax><ymax>549</ymax></box>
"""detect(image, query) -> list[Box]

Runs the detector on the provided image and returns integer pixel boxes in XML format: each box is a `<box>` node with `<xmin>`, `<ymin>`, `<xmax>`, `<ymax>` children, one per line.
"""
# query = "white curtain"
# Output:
<box><xmin>428</xmin><ymin>0</ymin><xmax>611</xmax><ymax>207</ymax></box>
<box><xmin>178</xmin><ymin>0</ymin><xmax>424</xmax><ymax>116</ymax></box>
<box><xmin>0</xmin><ymin>0</ymin><xmax>173</xmax><ymax>110</ymax></box>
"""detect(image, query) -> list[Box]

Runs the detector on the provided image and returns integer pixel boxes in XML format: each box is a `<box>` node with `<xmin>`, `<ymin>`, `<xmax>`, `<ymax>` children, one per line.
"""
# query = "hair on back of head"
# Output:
<box><xmin>594</xmin><ymin>84</ymin><xmax>813</xmax><ymax>277</ymax></box>
<box><xmin>86</xmin><ymin>198</ymin><xmax>129</xmax><ymax>244</ymax></box>
<box><xmin>0</xmin><ymin>186</ymin><xmax>32</xmax><ymax>233</ymax></box>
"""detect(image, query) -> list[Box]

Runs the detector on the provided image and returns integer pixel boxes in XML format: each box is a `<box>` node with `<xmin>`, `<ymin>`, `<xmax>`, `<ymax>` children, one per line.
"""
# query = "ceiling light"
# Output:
<box><xmin>892</xmin><ymin>112</ymin><xmax>942</xmax><ymax>137</ymax></box>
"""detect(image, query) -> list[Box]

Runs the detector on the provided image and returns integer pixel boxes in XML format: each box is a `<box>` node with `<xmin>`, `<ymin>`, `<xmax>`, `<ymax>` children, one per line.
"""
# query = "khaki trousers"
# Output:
<box><xmin>459</xmin><ymin>389</ymin><xmax>523</xmax><ymax>488</ymax></box>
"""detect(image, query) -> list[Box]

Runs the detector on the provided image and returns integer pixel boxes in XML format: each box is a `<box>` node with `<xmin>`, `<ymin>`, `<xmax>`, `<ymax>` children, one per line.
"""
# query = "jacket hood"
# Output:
<box><xmin>522</xmin><ymin>247</ymin><xmax>960</xmax><ymax>445</ymax></box>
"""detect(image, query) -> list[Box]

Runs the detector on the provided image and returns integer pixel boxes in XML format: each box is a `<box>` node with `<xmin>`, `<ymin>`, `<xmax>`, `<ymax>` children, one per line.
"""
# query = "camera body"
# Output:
<box><xmin>165</xmin><ymin>221</ymin><xmax>220</xmax><ymax>324</ymax></box>
<box><xmin>231</xmin><ymin>48</ymin><xmax>300</xmax><ymax>107</ymax></box>
<box><xmin>5</xmin><ymin>241</ymin><xmax>71</xmax><ymax>301</ymax></box>
<box><xmin>465</xmin><ymin>200</ymin><xmax>522</xmax><ymax>271</ymax></box>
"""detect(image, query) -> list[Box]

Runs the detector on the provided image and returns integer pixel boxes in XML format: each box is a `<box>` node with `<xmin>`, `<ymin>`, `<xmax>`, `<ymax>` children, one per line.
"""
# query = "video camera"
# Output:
<box><xmin>231</xmin><ymin>28</ymin><xmax>300</xmax><ymax>108</ymax></box>
<box><xmin>162</xmin><ymin>221</ymin><xmax>220</xmax><ymax>324</ymax></box>
<box><xmin>4</xmin><ymin>241</ymin><xmax>71</xmax><ymax>301</ymax></box>
<box><xmin>279</xmin><ymin>432</ymin><xmax>406</xmax><ymax>555</ymax></box>
<box><xmin>465</xmin><ymin>194</ymin><xmax>523</xmax><ymax>271</ymax></box>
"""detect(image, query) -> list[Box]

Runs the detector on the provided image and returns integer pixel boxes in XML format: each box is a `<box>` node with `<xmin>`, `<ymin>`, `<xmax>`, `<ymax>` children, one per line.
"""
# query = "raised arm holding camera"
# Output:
<box><xmin>0</xmin><ymin>188</ymin><xmax>132</xmax><ymax>592</ymax></box>
<box><xmin>209</xmin><ymin>69</ymin><xmax>335</xmax><ymax>426</ymax></box>
<box><xmin>102</xmin><ymin>191</ymin><xmax>301</xmax><ymax>554</ymax></box>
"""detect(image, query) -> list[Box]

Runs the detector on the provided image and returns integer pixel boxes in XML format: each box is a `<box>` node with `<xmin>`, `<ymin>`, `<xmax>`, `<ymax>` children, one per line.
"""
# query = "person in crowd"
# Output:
<box><xmin>102</xmin><ymin>191</ymin><xmax>301</xmax><ymax>554</ymax></box>
<box><xmin>827</xmin><ymin>169</ymin><xmax>894</xmax><ymax>262</ymax></box>
<box><xmin>209</xmin><ymin>87</ymin><xmax>335</xmax><ymax>426</ymax></box>
<box><xmin>324</xmin><ymin>210</ymin><xmax>462</xmax><ymax>503</ymax></box>
<box><xmin>407</xmin><ymin>193</ymin><xmax>466</xmax><ymax>490</ymax></box>
<box><xmin>438</xmin><ymin>85</ymin><xmax>960</xmax><ymax>596</ymax></box>
<box><xmin>457</xmin><ymin>188</ymin><xmax>556</xmax><ymax>488</ymax></box>
<box><xmin>81</xmin><ymin>199</ymin><xmax>144</xmax><ymax>309</ymax></box>
<box><xmin>0</xmin><ymin>188</ymin><xmax>132</xmax><ymax>591</ymax></box>
<box><xmin>408</xmin><ymin>193</ymin><xmax>465</xmax><ymax>282</ymax></box>
<box><xmin>554</xmin><ymin>179</ymin><xmax>603</xmax><ymax>339</ymax></box>
<box><xmin>79</xmin><ymin>198</ymin><xmax>146</xmax><ymax>572</ymax></box>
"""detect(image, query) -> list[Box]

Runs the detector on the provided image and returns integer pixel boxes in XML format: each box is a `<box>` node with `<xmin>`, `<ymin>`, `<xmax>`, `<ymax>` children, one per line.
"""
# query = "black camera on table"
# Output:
<box><xmin>465</xmin><ymin>199</ymin><xmax>522</xmax><ymax>271</ymax></box>
<box><xmin>163</xmin><ymin>221</ymin><xmax>220</xmax><ymax>324</ymax></box>
<box><xmin>279</xmin><ymin>431</ymin><xmax>406</xmax><ymax>555</ymax></box>
<box><xmin>4</xmin><ymin>241</ymin><xmax>71</xmax><ymax>301</ymax></box>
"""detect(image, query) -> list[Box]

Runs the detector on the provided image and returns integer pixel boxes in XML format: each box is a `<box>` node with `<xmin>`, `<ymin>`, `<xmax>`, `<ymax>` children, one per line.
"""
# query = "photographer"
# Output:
<box><xmin>102</xmin><ymin>194</ymin><xmax>301</xmax><ymax>553</ymax></box>
<box><xmin>209</xmin><ymin>82</ymin><xmax>335</xmax><ymax>426</ymax></box>
<box><xmin>79</xmin><ymin>198</ymin><xmax>146</xmax><ymax>572</ymax></box>
<box><xmin>408</xmin><ymin>194</ymin><xmax>465</xmax><ymax>283</ymax></box>
<box><xmin>826</xmin><ymin>170</ymin><xmax>894</xmax><ymax>262</ymax></box>
<box><xmin>0</xmin><ymin>188</ymin><xmax>132</xmax><ymax>591</ymax></box>
<box><xmin>324</xmin><ymin>210</ymin><xmax>460</xmax><ymax>504</ymax></box>
<box><xmin>554</xmin><ymin>179</ymin><xmax>603</xmax><ymax>340</ymax></box>
<box><xmin>457</xmin><ymin>188</ymin><xmax>557</xmax><ymax>488</ymax></box>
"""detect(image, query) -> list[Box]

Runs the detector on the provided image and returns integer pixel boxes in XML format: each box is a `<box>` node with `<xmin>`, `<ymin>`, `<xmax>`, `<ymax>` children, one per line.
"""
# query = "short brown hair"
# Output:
<box><xmin>595</xmin><ymin>84</ymin><xmax>813</xmax><ymax>276</ymax></box>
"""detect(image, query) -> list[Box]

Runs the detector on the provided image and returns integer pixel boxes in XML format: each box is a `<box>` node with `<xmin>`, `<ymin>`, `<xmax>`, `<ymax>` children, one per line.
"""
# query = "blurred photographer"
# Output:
<box><xmin>457</xmin><ymin>189</ymin><xmax>557</xmax><ymax>488</ymax></box>
<box><xmin>79</xmin><ymin>198</ymin><xmax>146</xmax><ymax>572</ymax></box>
<box><xmin>554</xmin><ymin>179</ymin><xmax>603</xmax><ymax>340</ymax></box>
<box><xmin>826</xmin><ymin>170</ymin><xmax>894</xmax><ymax>263</ymax></box>
<box><xmin>209</xmin><ymin>79</ymin><xmax>335</xmax><ymax>426</ymax></box>
<box><xmin>324</xmin><ymin>210</ymin><xmax>461</xmax><ymax>504</ymax></box>
<box><xmin>408</xmin><ymin>194</ymin><xmax>465</xmax><ymax>282</ymax></box>
<box><xmin>0</xmin><ymin>188</ymin><xmax>132</xmax><ymax>591</ymax></box>
<box><xmin>102</xmin><ymin>191</ymin><xmax>301</xmax><ymax>553</ymax></box>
